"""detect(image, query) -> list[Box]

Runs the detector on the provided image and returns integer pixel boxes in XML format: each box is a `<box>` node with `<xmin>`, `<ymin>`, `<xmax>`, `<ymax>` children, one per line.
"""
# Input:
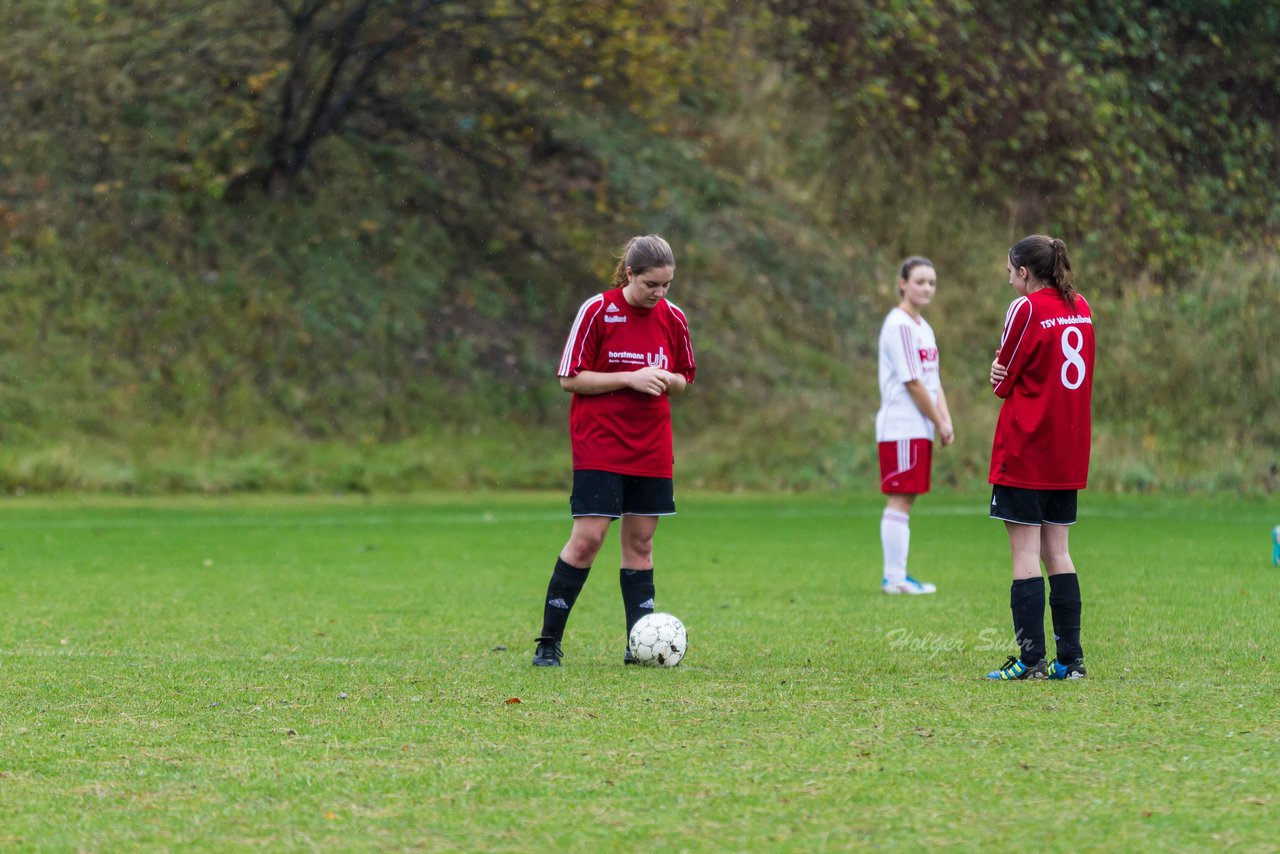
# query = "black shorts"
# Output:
<box><xmin>570</xmin><ymin>470</ymin><xmax>676</xmax><ymax>518</ymax></box>
<box><xmin>989</xmin><ymin>485</ymin><xmax>1078</xmax><ymax>526</ymax></box>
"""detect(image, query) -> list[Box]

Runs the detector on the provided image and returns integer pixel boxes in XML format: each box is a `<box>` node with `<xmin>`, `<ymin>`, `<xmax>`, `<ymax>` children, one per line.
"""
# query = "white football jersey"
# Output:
<box><xmin>875</xmin><ymin>308</ymin><xmax>941</xmax><ymax>442</ymax></box>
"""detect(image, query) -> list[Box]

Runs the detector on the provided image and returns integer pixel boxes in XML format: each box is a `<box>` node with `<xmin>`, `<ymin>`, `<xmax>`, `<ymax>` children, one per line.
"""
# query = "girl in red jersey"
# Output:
<box><xmin>984</xmin><ymin>234</ymin><xmax>1095</xmax><ymax>681</ymax></box>
<box><xmin>532</xmin><ymin>235</ymin><xmax>696</xmax><ymax>667</ymax></box>
<box><xmin>874</xmin><ymin>256</ymin><xmax>955</xmax><ymax>595</ymax></box>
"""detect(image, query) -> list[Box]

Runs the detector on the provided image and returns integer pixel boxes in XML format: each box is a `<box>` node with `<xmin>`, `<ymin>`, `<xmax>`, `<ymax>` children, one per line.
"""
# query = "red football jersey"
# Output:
<box><xmin>558</xmin><ymin>288</ymin><xmax>696</xmax><ymax>477</ymax></box>
<box><xmin>989</xmin><ymin>288</ymin><xmax>1095</xmax><ymax>489</ymax></box>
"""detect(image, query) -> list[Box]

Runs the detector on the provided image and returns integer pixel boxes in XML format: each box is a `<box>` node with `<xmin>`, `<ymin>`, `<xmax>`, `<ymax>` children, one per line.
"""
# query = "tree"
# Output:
<box><xmin>765</xmin><ymin>0</ymin><xmax>1280</xmax><ymax>277</ymax></box>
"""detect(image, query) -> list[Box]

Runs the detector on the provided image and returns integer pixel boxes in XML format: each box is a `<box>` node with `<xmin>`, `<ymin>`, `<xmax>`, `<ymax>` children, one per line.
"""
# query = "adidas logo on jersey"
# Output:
<box><xmin>606</xmin><ymin>303</ymin><xmax>620</xmax><ymax>312</ymax></box>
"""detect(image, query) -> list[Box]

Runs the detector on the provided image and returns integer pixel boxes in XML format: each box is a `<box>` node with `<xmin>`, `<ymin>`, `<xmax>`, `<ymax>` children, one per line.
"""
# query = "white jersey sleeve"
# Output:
<box><xmin>874</xmin><ymin>308</ymin><xmax>941</xmax><ymax>442</ymax></box>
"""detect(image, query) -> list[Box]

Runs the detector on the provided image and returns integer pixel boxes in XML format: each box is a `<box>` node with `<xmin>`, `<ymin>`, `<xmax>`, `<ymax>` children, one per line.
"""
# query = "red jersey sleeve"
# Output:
<box><xmin>993</xmin><ymin>296</ymin><xmax>1033</xmax><ymax>399</ymax></box>
<box><xmin>665</xmin><ymin>300</ymin><xmax>696</xmax><ymax>383</ymax></box>
<box><xmin>558</xmin><ymin>295</ymin><xmax>605</xmax><ymax>377</ymax></box>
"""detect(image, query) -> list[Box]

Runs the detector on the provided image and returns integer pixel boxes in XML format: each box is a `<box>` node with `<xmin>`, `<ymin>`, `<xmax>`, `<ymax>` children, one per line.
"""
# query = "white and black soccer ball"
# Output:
<box><xmin>628</xmin><ymin>612</ymin><xmax>687</xmax><ymax>666</ymax></box>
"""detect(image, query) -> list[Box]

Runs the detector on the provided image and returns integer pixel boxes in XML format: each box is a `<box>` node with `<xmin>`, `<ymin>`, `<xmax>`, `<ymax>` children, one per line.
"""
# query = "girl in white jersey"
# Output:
<box><xmin>874</xmin><ymin>257</ymin><xmax>954</xmax><ymax>594</ymax></box>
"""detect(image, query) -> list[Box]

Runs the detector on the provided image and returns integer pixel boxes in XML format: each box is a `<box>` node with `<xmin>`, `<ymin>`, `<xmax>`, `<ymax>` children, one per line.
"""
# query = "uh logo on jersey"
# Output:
<box><xmin>606</xmin><ymin>345</ymin><xmax>668</xmax><ymax>370</ymax></box>
<box><xmin>603</xmin><ymin>302</ymin><xmax>669</xmax><ymax>369</ymax></box>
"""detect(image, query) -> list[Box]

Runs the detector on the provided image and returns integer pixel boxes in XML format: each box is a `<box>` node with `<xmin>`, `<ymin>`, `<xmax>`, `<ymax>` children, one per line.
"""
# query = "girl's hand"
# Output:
<box><xmin>938</xmin><ymin>418</ymin><xmax>955</xmax><ymax>446</ymax></box>
<box><xmin>990</xmin><ymin>349</ymin><xmax>1008</xmax><ymax>386</ymax></box>
<box><xmin>630</xmin><ymin>366</ymin><xmax>670</xmax><ymax>396</ymax></box>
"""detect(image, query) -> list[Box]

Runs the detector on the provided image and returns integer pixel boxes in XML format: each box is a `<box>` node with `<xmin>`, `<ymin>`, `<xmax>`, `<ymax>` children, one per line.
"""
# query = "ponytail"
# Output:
<box><xmin>1049</xmin><ymin>238</ymin><xmax>1076</xmax><ymax>307</ymax></box>
<box><xmin>1010</xmin><ymin>234</ymin><xmax>1077</xmax><ymax>309</ymax></box>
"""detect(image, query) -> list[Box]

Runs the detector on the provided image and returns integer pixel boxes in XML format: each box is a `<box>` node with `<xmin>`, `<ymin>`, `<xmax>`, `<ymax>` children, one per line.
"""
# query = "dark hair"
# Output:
<box><xmin>897</xmin><ymin>255</ymin><xmax>934</xmax><ymax>297</ymax></box>
<box><xmin>899</xmin><ymin>255</ymin><xmax>934</xmax><ymax>281</ymax></box>
<box><xmin>1009</xmin><ymin>234</ymin><xmax>1076</xmax><ymax>308</ymax></box>
<box><xmin>611</xmin><ymin>234</ymin><xmax>675</xmax><ymax>286</ymax></box>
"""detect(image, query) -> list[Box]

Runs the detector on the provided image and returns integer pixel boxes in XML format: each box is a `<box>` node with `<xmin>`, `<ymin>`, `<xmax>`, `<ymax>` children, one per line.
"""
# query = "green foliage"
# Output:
<box><xmin>1091</xmin><ymin>248</ymin><xmax>1280</xmax><ymax>492</ymax></box>
<box><xmin>0</xmin><ymin>1</ymin><xmax>1277</xmax><ymax>494</ymax></box>
<box><xmin>765</xmin><ymin>0</ymin><xmax>1280</xmax><ymax>277</ymax></box>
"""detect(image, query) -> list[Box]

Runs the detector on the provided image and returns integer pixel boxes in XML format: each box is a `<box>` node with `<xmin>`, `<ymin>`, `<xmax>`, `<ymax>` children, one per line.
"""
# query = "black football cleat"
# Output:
<box><xmin>532</xmin><ymin>637</ymin><xmax>562</xmax><ymax>667</ymax></box>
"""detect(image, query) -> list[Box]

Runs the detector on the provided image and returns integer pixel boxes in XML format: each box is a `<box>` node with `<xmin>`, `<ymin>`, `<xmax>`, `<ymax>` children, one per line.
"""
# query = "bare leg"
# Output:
<box><xmin>560</xmin><ymin>515</ymin><xmax>613</xmax><ymax>568</ymax></box>
<box><xmin>1005</xmin><ymin>521</ymin><xmax>1043</xmax><ymax>580</ymax></box>
<box><xmin>1039</xmin><ymin>523</ymin><xmax>1076</xmax><ymax>576</ymax></box>
<box><xmin>619</xmin><ymin>514</ymin><xmax>659</xmax><ymax>569</ymax></box>
<box><xmin>886</xmin><ymin>494</ymin><xmax>917</xmax><ymax>515</ymax></box>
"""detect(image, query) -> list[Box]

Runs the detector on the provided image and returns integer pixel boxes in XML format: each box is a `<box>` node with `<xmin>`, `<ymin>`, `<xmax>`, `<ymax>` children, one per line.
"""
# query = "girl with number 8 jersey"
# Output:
<box><xmin>985</xmin><ymin>234</ymin><xmax>1095</xmax><ymax>681</ymax></box>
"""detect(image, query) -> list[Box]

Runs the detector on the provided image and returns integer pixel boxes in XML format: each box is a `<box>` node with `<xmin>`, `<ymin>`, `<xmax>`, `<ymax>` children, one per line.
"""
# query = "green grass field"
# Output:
<box><xmin>1</xmin><ymin>491</ymin><xmax>1277</xmax><ymax>851</ymax></box>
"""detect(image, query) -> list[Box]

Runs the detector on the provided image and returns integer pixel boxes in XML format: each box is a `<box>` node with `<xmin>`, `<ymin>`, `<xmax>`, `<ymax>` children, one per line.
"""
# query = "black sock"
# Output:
<box><xmin>1010</xmin><ymin>577</ymin><xmax>1046</xmax><ymax>665</ymax></box>
<box><xmin>620</xmin><ymin>567</ymin><xmax>656</xmax><ymax>636</ymax></box>
<box><xmin>539</xmin><ymin>558</ymin><xmax>590</xmax><ymax>641</ymax></box>
<box><xmin>1048</xmin><ymin>573</ymin><xmax>1083</xmax><ymax>663</ymax></box>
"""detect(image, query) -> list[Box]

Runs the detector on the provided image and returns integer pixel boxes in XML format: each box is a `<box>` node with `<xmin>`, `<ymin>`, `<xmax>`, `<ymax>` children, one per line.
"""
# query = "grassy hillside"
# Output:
<box><xmin>0</xmin><ymin>2</ymin><xmax>1277</xmax><ymax>495</ymax></box>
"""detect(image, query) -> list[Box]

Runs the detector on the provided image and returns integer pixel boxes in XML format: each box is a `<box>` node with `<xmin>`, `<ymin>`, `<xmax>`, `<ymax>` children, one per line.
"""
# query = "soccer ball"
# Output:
<box><xmin>628</xmin><ymin>612</ymin><xmax>687</xmax><ymax>666</ymax></box>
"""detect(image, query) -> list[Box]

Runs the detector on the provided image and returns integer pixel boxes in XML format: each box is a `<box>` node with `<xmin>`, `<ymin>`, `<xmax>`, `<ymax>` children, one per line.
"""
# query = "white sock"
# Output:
<box><xmin>881</xmin><ymin>509</ymin><xmax>910</xmax><ymax>584</ymax></box>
